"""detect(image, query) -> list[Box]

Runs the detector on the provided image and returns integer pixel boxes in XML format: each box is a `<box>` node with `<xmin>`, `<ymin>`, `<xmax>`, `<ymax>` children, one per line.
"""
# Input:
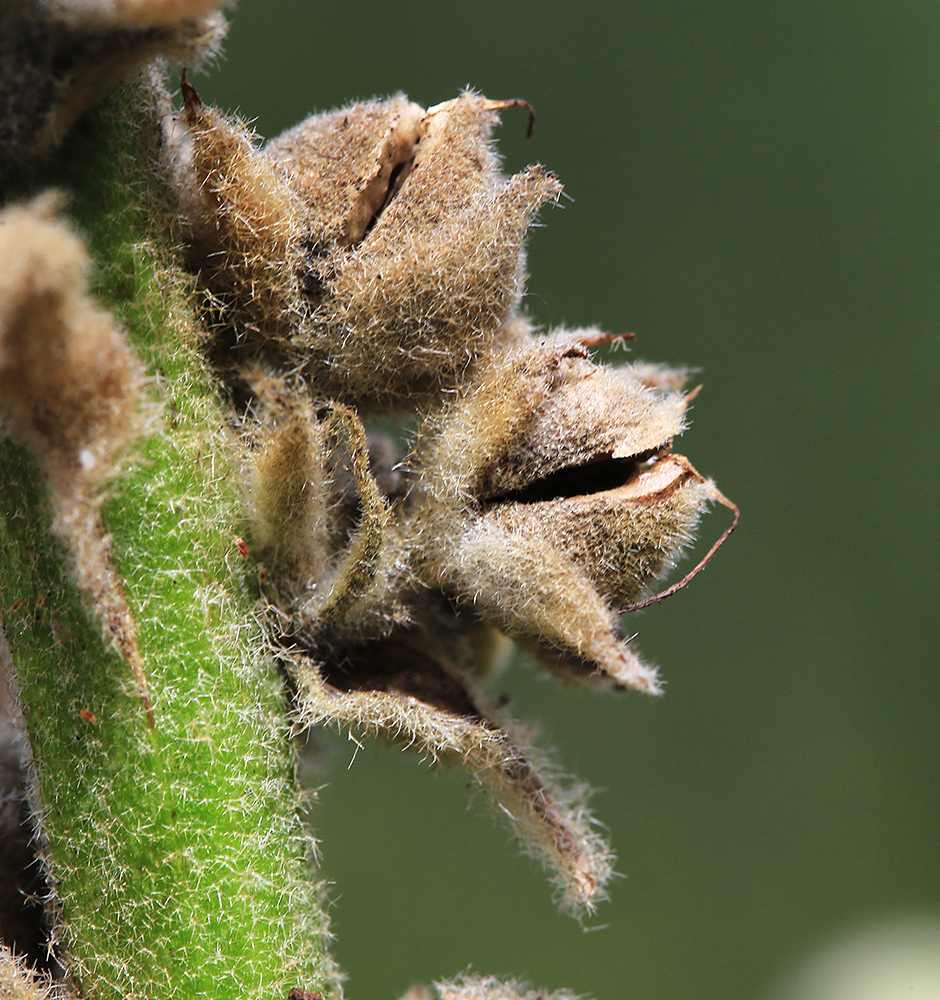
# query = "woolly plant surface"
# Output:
<box><xmin>0</xmin><ymin>86</ymin><xmax>333</xmax><ymax>1000</ymax></box>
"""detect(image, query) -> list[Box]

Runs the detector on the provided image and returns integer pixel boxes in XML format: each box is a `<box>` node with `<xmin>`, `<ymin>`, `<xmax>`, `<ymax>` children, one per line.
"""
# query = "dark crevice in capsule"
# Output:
<box><xmin>313</xmin><ymin>637</ymin><xmax>486</xmax><ymax>719</ymax></box>
<box><xmin>361</xmin><ymin>156</ymin><xmax>415</xmax><ymax>240</ymax></box>
<box><xmin>485</xmin><ymin>446</ymin><xmax>665</xmax><ymax>506</ymax></box>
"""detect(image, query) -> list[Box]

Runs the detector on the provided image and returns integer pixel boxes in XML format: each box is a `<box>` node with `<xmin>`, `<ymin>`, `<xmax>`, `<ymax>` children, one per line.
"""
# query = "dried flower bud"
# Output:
<box><xmin>178</xmin><ymin>85</ymin><xmax>562</xmax><ymax>406</ymax></box>
<box><xmin>414</xmin><ymin>334</ymin><xmax>728</xmax><ymax>693</ymax></box>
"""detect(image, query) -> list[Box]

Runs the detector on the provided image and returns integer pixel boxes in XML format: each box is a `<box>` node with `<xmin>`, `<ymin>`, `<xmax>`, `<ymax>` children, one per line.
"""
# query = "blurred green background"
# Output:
<box><xmin>197</xmin><ymin>3</ymin><xmax>939</xmax><ymax>998</ymax></box>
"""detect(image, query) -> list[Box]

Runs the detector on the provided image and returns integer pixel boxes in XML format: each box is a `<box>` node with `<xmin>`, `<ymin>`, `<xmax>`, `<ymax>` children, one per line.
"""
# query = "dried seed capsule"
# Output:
<box><xmin>414</xmin><ymin>334</ymin><xmax>729</xmax><ymax>693</ymax></box>
<box><xmin>179</xmin><ymin>86</ymin><xmax>562</xmax><ymax>406</ymax></box>
<box><xmin>175</xmin><ymin>78</ymin><xmax>737</xmax><ymax>916</ymax></box>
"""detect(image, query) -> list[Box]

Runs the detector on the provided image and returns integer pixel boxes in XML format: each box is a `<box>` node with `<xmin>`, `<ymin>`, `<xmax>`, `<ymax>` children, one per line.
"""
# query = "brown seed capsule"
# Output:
<box><xmin>264</xmin><ymin>94</ymin><xmax>425</xmax><ymax>251</ymax></box>
<box><xmin>486</xmin><ymin>453</ymin><xmax>708</xmax><ymax>609</ymax></box>
<box><xmin>413</xmin><ymin>334</ymin><xmax>732</xmax><ymax>693</ymax></box>
<box><xmin>178</xmin><ymin>85</ymin><xmax>562</xmax><ymax>406</ymax></box>
<box><xmin>173</xmin><ymin>79</ymin><xmax>737</xmax><ymax>915</ymax></box>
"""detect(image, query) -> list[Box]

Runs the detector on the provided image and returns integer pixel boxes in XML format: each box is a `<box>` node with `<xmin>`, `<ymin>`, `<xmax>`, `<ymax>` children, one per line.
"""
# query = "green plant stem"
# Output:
<box><xmin>0</xmin><ymin>81</ymin><xmax>335</xmax><ymax>1000</ymax></box>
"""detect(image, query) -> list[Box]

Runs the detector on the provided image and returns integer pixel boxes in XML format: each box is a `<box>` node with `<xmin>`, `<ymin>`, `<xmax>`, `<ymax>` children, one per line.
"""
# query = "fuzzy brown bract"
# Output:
<box><xmin>175</xmin><ymin>79</ymin><xmax>736</xmax><ymax>915</ymax></box>
<box><xmin>0</xmin><ymin>195</ymin><xmax>154</xmax><ymax>724</ymax></box>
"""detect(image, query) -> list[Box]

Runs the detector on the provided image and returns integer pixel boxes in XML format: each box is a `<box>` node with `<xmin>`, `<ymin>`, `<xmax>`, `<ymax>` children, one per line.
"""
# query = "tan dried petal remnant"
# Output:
<box><xmin>177</xmin><ymin>82</ymin><xmax>736</xmax><ymax>914</ymax></box>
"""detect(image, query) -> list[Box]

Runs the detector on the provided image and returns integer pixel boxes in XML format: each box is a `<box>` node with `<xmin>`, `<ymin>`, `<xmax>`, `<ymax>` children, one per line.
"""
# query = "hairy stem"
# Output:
<box><xmin>0</xmin><ymin>81</ymin><xmax>336</xmax><ymax>1000</ymax></box>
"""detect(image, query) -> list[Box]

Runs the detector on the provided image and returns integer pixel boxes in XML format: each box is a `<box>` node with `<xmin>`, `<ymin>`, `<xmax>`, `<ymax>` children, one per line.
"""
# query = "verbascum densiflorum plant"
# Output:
<box><xmin>0</xmin><ymin>4</ymin><xmax>736</xmax><ymax>998</ymax></box>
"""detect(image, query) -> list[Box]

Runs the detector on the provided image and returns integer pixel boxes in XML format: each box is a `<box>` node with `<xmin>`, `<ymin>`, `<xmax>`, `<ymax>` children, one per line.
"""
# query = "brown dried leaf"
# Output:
<box><xmin>287</xmin><ymin>635</ymin><xmax>614</xmax><ymax>915</ymax></box>
<box><xmin>0</xmin><ymin>196</ymin><xmax>153</xmax><ymax>723</ymax></box>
